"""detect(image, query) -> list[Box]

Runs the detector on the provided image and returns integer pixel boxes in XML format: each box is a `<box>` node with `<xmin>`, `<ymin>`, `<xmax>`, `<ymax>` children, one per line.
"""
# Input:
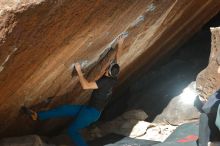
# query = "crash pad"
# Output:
<box><xmin>153</xmin><ymin>122</ymin><xmax>199</xmax><ymax>146</ymax></box>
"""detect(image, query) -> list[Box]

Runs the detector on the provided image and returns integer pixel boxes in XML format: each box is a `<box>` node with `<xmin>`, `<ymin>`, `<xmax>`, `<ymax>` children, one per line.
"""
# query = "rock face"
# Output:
<box><xmin>88</xmin><ymin>110</ymin><xmax>176</xmax><ymax>144</ymax></box>
<box><xmin>196</xmin><ymin>27</ymin><xmax>220</xmax><ymax>100</ymax></box>
<box><xmin>89</xmin><ymin>110</ymin><xmax>150</xmax><ymax>139</ymax></box>
<box><xmin>0</xmin><ymin>135</ymin><xmax>53</xmax><ymax>146</ymax></box>
<box><xmin>0</xmin><ymin>0</ymin><xmax>220</xmax><ymax>137</ymax></box>
<box><xmin>153</xmin><ymin>82</ymin><xmax>200</xmax><ymax>125</ymax></box>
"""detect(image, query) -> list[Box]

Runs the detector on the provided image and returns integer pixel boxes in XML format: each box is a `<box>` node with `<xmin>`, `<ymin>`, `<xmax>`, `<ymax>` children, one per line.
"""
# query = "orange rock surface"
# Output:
<box><xmin>0</xmin><ymin>0</ymin><xmax>220</xmax><ymax>136</ymax></box>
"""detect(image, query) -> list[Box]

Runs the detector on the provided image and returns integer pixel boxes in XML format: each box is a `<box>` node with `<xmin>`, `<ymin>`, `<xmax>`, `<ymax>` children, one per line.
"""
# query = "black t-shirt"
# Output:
<box><xmin>89</xmin><ymin>76</ymin><xmax>117</xmax><ymax>111</ymax></box>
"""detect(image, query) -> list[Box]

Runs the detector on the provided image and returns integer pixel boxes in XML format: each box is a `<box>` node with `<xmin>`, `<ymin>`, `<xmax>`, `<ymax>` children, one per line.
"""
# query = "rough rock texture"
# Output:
<box><xmin>196</xmin><ymin>27</ymin><xmax>220</xmax><ymax>100</ymax></box>
<box><xmin>0</xmin><ymin>0</ymin><xmax>220</xmax><ymax>137</ymax></box>
<box><xmin>0</xmin><ymin>135</ymin><xmax>53</xmax><ymax>146</ymax></box>
<box><xmin>88</xmin><ymin>110</ymin><xmax>150</xmax><ymax>139</ymax></box>
<box><xmin>153</xmin><ymin>82</ymin><xmax>200</xmax><ymax>125</ymax></box>
<box><xmin>141</xmin><ymin>125</ymin><xmax>177</xmax><ymax>142</ymax></box>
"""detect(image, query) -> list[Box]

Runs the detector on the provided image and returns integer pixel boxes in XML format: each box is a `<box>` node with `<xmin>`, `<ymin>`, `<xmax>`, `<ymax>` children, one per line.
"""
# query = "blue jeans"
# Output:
<box><xmin>38</xmin><ymin>105</ymin><xmax>101</xmax><ymax>146</ymax></box>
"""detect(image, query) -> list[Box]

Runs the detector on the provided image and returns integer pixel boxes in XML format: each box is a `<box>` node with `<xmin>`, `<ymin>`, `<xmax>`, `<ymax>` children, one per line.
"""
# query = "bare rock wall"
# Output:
<box><xmin>0</xmin><ymin>0</ymin><xmax>220</xmax><ymax>136</ymax></box>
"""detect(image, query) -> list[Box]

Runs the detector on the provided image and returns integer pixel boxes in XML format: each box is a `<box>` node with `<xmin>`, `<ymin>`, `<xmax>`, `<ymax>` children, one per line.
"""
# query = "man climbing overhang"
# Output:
<box><xmin>21</xmin><ymin>34</ymin><xmax>126</xmax><ymax>146</ymax></box>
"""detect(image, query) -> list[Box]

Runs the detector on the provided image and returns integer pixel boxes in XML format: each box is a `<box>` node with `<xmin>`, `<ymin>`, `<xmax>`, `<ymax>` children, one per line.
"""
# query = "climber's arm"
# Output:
<box><xmin>86</xmin><ymin>34</ymin><xmax>126</xmax><ymax>81</ymax></box>
<box><xmin>75</xmin><ymin>63</ymin><xmax>98</xmax><ymax>90</ymax></box>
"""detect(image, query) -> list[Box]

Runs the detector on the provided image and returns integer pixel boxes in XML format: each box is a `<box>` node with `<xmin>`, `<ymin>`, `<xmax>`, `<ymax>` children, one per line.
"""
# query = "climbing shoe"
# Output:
<box><xmin>21</xmin><ymin>106</ymin><xmax>38</xmax><ymax>121</ymax></box>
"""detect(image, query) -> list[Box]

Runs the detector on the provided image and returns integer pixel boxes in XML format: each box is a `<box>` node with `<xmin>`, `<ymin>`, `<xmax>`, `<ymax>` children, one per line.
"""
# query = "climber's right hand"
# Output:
<box><xmin>74</xmin><ymin>63</ymin><xmax>81</xmax><ymax>71</ymax></box>
<box><xmin>72</xmin><ymin>62</ymin><xmax>83</xmax><ymax>77</ymax></box>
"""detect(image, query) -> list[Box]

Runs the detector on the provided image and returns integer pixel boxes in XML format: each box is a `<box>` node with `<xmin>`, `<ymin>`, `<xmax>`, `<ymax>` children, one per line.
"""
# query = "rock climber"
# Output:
<box><xmin>21</xmin><ymin>34</ymin><xmax>125</xmax><ymax>146</ymax></box>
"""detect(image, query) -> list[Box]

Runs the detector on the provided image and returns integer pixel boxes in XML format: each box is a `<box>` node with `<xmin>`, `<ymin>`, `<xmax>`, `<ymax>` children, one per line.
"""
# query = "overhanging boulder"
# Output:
<box><xmin>0</xmin><ymin>0</ymin><xmax>220</xmax><ymax>137</ymax></box>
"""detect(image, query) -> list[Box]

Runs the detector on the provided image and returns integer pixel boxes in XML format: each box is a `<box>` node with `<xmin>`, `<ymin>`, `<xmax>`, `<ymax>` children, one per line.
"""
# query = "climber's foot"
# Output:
<box><xmin>21</xmin><ymin>106</ymin><xmax>38</xmax><ymax>120</ymax></box>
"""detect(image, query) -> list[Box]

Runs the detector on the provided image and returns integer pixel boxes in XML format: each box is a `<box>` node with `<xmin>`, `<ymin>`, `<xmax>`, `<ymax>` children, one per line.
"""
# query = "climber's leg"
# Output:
<box><xmin>67</xmin><ymin>106</ymin><xmax>101</xmax><ymax>146</ymax></box>
<box><xmin>38</xmin><ymin>104</ymin><xmax>83</xmax><ymax>120</ymax></box>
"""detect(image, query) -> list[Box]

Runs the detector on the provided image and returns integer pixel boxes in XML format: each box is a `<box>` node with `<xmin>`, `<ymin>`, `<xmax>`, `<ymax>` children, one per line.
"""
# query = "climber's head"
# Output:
<box><xmin>106</xmin><ymin>62</ymin><xmax>120</xmax><ymax>78</ymax></box>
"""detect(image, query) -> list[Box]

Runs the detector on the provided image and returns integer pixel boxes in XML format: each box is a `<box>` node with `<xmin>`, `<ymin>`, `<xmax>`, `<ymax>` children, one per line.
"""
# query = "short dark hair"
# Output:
<box><xmin>108</xmin><ymin>63</ymin><xmax>120</xmax><ymax>78</ymax></box>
